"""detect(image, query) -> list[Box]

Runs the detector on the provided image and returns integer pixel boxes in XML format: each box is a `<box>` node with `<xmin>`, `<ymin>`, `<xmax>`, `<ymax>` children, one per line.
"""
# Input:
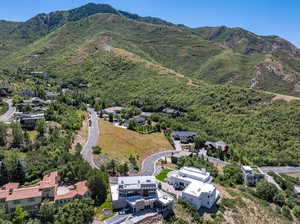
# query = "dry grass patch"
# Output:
<box><xmin>286</xmin><ymin>172</ymin><xmax>300</xmax><ymax>179</ymax></box>
<box><xmin>98</xmin><ymin>120</ymin><xmax>172</xmax><ymax>163</ymax></box>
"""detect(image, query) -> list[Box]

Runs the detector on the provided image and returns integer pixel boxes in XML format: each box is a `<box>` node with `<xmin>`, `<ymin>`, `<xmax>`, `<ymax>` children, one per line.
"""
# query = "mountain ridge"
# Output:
<box><xmin>1</xmin><ymin>3</ymin><xmax>300</xmax><ymax>96</ymax></box>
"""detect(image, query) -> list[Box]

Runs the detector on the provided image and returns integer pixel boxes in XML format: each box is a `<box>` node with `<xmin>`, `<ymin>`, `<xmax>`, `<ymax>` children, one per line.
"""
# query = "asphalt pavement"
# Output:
<box><xmin>81</xmin><ymin>107</ymin><xmax>99</xmax><ymax>169</ymax></box>
<box><xmin>260</xmin><ymin>166</ymin><xmax>300</xmax><ymax>174</ymax></box>
<box><xmin>0</xmin><ymin>99</ymin><xmax>16</xmax><ymax>122</ymax></box>
<box><xmin>139</xmin><ymin>150</ymin><xmax>177</xmax><ymax>176</ymax></box>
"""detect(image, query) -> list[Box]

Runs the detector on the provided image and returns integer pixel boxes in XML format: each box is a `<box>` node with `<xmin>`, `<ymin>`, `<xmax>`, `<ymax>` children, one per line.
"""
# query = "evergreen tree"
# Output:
<box><xmin>88</xmin><ymin>170</ymin><xmax>107</xmax><ymax>205</ymax></box>
<box><xmin>0</xmin><ymin>123</ymin><xmax>7</xmax><ymax>146</ymax></box>
<box><xmin>12</xmin><ymin>122</ymin><xmax>24</xmax><ymax>148</ymax></box>
<box><xmin>0</xmin><ymin>162</ymin><xmax>9</xmax><ymax>186</ymax></box>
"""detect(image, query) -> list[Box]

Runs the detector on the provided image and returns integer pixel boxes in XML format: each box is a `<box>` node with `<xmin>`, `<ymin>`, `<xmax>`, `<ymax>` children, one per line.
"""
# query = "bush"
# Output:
<box><xmin>221</xmin><ymin>164</ymin><xmax>244</xmax><ymax>186</ymax></box>
<box><xmin>92</xmin><ymin>146</ymin><xmax>102</xmax><ymax>155</ymax></box>
<box><xmin>256</xmin><ymin>180</ymin><xmax>279</xmax><ymax>203</ymax></box>
<box><xmin>281</xmin><ymin>205</ymin><xmax>292</xmax><ymax>220</ymax></box>
<box><xmin>293</xmin><ymin>206</ymin><xmax>300</xmax><ymax>220</ymax></box>
<box><xmin>273</xmin><ymin>192</ymin><xmax>285</xmax><ymax>207</ymax></box>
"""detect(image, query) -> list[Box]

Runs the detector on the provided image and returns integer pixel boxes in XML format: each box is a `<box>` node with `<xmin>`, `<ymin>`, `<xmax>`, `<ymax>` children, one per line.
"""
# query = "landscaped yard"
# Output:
<box><xmin>94</xmin><ymin>193</ymin><xmax>115</xmax><ymax>221</ymax></box>
<box><xmin>155</xmin><ymin>169</ymin><xmax>173</xmax><ymax>182</ymax></box>
<box><xmin>98</xmin><ymin>120</ymin><xmax>173</xmax><ymax>163</ymax></box>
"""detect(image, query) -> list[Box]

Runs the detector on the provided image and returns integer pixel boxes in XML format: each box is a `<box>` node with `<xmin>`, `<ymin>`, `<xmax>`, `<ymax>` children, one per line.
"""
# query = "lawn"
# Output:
<box><xmin>155</xmin><ymin>169</ymin><xmax>173</xmax><ymax>182</ymax></box>
<box><xmin>98</xmin><ymin>120</ymin><xmax>173</xmax><ymax>163</ymax></box>
<box><xmin>94</xmin><ymin>191</ymin><xmax>115</xmax><ymax>221</ymax></box>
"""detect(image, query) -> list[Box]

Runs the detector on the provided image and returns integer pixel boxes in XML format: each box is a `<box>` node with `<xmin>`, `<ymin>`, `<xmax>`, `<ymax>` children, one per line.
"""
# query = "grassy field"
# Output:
<box><xmin>155</xmin><ymin>169</ymin><xmax>172</xmax><ymax>182</ymax></box>
<box><xmin>98</xmin><ymin>120</ymin><xmax>172</xmax><ymax>163</ymax></box>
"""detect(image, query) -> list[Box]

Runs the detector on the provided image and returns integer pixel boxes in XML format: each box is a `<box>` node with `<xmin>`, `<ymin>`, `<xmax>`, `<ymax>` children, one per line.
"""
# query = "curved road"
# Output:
<box><xmin>81</xmin><ymin>107</ymin><xmax>99</xmax><ymax>169</ymax></box>
<box><xmin>139</xmin><ymin>150</ymin><xmax>177</xmax><ymax>176</ymax></box>
<box><xmin>0</xmin><ymin>99</ymin><xmax>16</xmax><ymax>122</ymax></box>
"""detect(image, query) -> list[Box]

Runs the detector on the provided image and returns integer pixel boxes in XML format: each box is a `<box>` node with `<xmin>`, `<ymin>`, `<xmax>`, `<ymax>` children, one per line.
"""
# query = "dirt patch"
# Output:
<box><xmin>70</xmin><ymin>35</ymin><xmax>112</xmax><ymax>64</ymax></box>
<box><xmin>71</xmin><ymin>113</ymin><xmax>88</xmax><ymax>153</ymax></box>
<box><xmin>271</xmin><ymin>92</ymin><xmax>300</xmax><ymax>102</ymax></box>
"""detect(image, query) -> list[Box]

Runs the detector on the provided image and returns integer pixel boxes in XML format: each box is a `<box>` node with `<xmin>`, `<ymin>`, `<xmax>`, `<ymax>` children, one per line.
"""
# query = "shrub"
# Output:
<box><xmin>256</xmin><ymin>180</ymin><xmax>279</xmax><ymax>203</ymax></box>
<box><xmin>293</xmin><ymin>206</ymin><xmax>300</xmax><ymax>220</ymax></box>
<box><xmin>281</xmin><ymin>205</ymin><xmax>292</xmax><ymax>220</ymax></box>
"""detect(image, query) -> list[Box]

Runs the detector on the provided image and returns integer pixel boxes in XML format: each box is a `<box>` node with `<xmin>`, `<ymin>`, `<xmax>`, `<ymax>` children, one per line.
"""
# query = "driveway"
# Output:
<box><xmin>81</xmin><ymin>107</ymin><xmax>99</xmax><ymax>169</ymax></box>
<box><xmin>0</xmin><ymin>99</ymin><xmax>16</xmax><ymax>122</ymax></box>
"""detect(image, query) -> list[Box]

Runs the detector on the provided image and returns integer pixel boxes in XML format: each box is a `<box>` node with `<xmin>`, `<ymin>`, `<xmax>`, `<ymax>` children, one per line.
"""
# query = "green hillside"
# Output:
<box><xmin>1</xmin><ymin>3</ymin><xmax>300</xmax><ymax>96</ymax></box>
<box><xmin>0</xmin><ymin>4</ymin><xmax>300</xmax><ymax>166</ymax></box>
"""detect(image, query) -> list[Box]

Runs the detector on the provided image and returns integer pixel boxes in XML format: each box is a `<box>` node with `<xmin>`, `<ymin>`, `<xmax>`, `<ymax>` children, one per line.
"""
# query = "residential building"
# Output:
<box><xmin>172</xmin><ymin>131</ymin><xmax>197</xmax><ymax>144</ymax></box>
<box><xmin>294</xmin><ymin>185</ymin><xmax>300</xmax><ymax>197</ymax></box>
<box><xmin>0</xmin><ymin>172</ymin><xmax>90</xmax><ymax>214</ymax></box>
<box><xmin>110</xmin><ymin>176</ymin><xmax>173</xmax><ymax>216</ymax></box>
<box><xmin>103</xmin><ymin>106</ymin><xmax>123</xmax><ymax>115</ymax></box>
<box><xmin>167</xmin><ymin>167</ymin><xmax>219</xmax><ymax>210</ymax></box>
<box><xmin>204</xmin><ymin>141</ymin><xmax>229</xmax><ymax>153</ymax></box>
<box><xmin>19</xmin><ymin>89</ymin><xmax>35</xmax><ymax>97</ymax></box>
<box><xmin>46</xmin><ymin>91</ymin><xmax>60</xmax><ymax>100</ymax></box>
<box><xmin>0</xmin><ymin>88</ymin><xmax>11</xmax><ymax>97</ymax></box>
<box><xmin>129</xmin><ymin>116</ymin><xmax>146</xmax><ymax>125</ymax></box>
<box><xmin>20</xmin><ymin>113</ymin><xmax>45</xmax><ymax>129</ymax></box>
<box><xmin>55</xmin><ymin>181</ymin><xmax>91</xmax><ymax>205</ymax></box>
<box><xmin>162</xmin><ymin>108</ymin><xmax>181</xmax><ymax>118</ymax></box>
<box><xmin>242</xmin><ymin>166</ymin><xmax>265</xmax><ymax>186</ymax></box>
<box><xmin>21</xmin><ymin>97</ymin><xmax>47</xmax><ymax>106</ymax></box>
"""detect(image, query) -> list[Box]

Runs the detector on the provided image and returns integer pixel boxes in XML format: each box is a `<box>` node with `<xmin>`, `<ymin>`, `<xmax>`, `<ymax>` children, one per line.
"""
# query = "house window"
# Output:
<box><xmin>28</xmin><ymin>198</ymin><xmax>35</xmax><ymax>202</ymax></box>
<box><xmin>13</xmin><ymin>200</ymin><xmax>20</xmax><ymax>205</ymax></box>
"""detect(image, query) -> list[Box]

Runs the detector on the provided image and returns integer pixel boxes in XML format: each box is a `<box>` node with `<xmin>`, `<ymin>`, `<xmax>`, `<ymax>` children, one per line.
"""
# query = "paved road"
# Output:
<box><xmin>105</xmin><ymin>214</ymin><xmax>130</xmax><ymax>224</ymax></box>
<box><xmin>0</xmin><ymin>99</ymin><xmax>16</xmax><ymax>122</ymax></box>
<box><xmin>260</xmin><ymin>166</ymin><xmax>300</xmax><ymax>174</ymax></box>
<box><xmin>139</xmin><ymin>150</ymin><xmax>177</xmax><ymax>176</ymax></box>
<box><xmin>81</xmin><ymin>107</ymin><xmax>99</xmax><ymax>169</ymax></box>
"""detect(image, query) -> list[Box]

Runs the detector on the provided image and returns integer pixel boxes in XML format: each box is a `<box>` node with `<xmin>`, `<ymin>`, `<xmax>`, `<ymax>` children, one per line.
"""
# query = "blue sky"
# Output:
<box><xmin>1</xmin><ymin>0</ymin><xmax>299</xmax><ymax>47</ymax></box>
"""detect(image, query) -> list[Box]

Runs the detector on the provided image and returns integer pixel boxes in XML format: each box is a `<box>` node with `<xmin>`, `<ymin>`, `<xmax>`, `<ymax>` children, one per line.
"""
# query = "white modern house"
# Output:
<box><xmin>110</xmin><ymin>176</ymin><xmax>173</xmax><ymax>216</ymax></box>
<box><xmin>167</xmin><ymin>167</ymin><xmax>219</xmax><ymax>210</ymax></box>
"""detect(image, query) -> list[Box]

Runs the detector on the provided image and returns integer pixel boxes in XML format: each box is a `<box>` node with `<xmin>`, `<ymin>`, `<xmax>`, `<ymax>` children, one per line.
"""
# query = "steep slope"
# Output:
<box><xmin>1</xmin><ymin>3</ymin><xmax>300</xmax><ymax>96</ymax></box>
<box><xmin>193</xmin><ymin>26</ymin><xmax>299</xmax><ymax>56</ymax></box>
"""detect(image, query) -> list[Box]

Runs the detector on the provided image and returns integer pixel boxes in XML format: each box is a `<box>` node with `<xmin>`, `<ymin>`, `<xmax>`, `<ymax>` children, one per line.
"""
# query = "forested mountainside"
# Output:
<box><xmin>0</xmin><ymin>3</ymin><xmax>300</xmax><ymax>96</ymax></box>
<box><xmin>0</xmin><ymin>3</ymin><xmax>300</xmax><ymax>166</ymax></box>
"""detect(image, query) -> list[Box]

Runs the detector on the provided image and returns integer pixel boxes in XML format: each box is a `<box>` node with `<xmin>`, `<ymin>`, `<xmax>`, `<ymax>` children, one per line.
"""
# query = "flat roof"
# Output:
<box><xmin>118</xmin><ymin>176</ymin><xmax>156</xmax><ymax>186</ymax></box>
<box><xmin>178</xmin><ymin>167</ymin><xmax>210</xmax><ymax>180</ymax></box>
<box><xmin>242</xmin><ymin>166</ymin><xmax>252</xmax><ymax>172</ymax></box>
<box><xmin>173</xmin><ymin>131</ymin><xmax>197</xmax><ymax>137</ymax></box>
<box><xmin>183</xmin><ymin>180</ymin><xmax>215</xmax><ymax>197</ymax></box>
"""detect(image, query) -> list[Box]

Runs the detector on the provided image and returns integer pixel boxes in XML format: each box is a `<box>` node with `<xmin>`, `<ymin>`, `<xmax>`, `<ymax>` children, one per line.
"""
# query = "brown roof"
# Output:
<box><xmin>5</xmin><ymin>186</ymin><xmax>42</xmax><ymax>202</ymax></box>
<box><xmin>75</xmin><ymin>181</ymin><xmax>89</xmax><ymax>196</ymax></box>
<box><xmin>39</xmin><ymin>171</ymin><xmax>59</xmax><ymax>189</ymax></box>
<box><xmin>0</xmin><ymin>183</ymin><xmax>20</xmax><ymax>200</ymax></box>
<box><xmin>0</xmin><ymin>191</ymin><xmax>9</xmax><ymax>199</ymax></box>
<box><xmin>55</xmin><ymin>190</ymin><xmax>77</xmax><ymax>201</ymax></box>
<box><xmin>55</xmin><ymin>181</ymin><xmax>89</xmax><ymax>201</ymax></box>
<box><xmin>1</xmin><ymin>183</ymin><xmax>20</xmax><ymax>191</ymax></box>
